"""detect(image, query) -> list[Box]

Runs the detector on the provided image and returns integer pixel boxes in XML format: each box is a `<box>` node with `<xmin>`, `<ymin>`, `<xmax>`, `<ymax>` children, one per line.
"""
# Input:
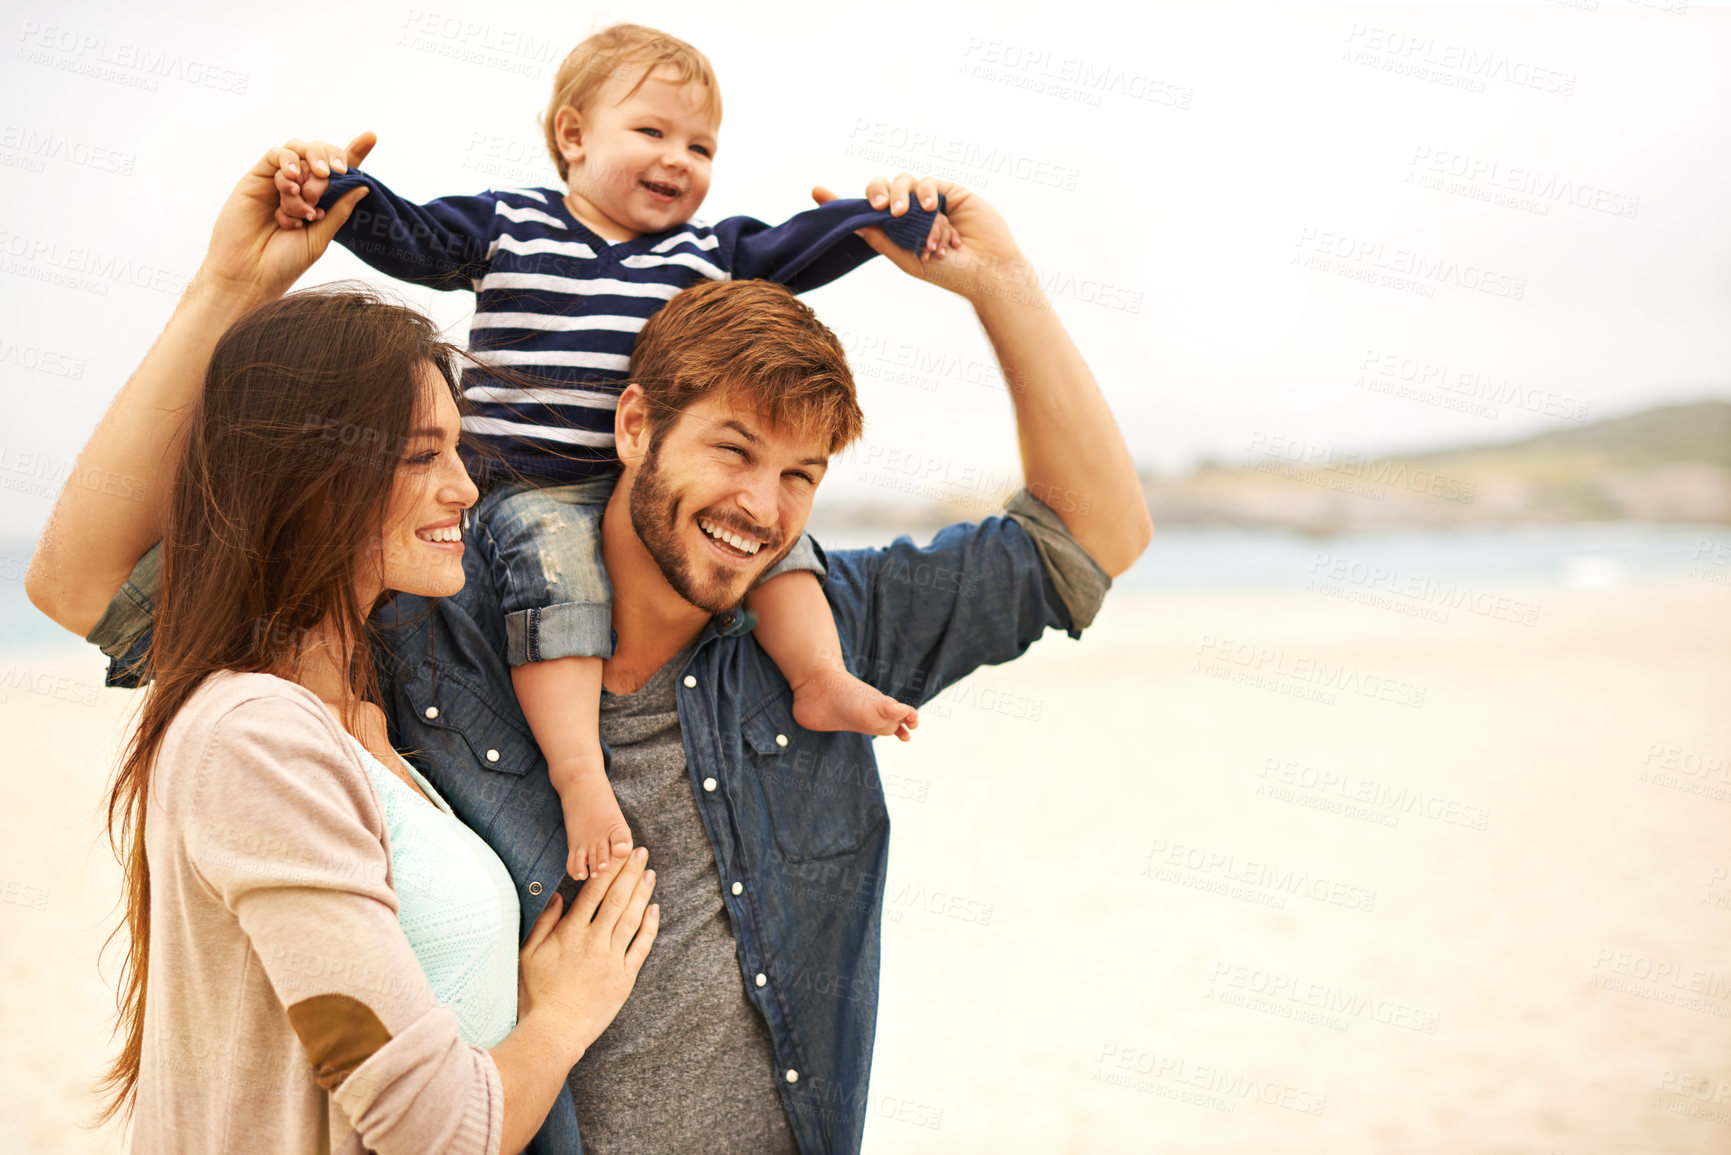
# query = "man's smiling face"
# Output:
<box><xmin>627</xmin><ymin>392</ymin><xmax>829</xmax><ymax>615</ymax></box>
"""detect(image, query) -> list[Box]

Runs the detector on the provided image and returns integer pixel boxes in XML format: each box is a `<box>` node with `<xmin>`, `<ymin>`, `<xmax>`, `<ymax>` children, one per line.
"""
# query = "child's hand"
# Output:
<box><xmin>814</xmin><ymin>174</ymin><xmax>1025</xmax><ymax>304</ymax></box>
<box><xmin>860</xmin><ymin>173</ymin><xmax>963</xmax><ymax>261</ymax></box>
<box><xmin>922</xmin><ymin>212</ymin><xmax>961</xmax><ymax>261</ymax></box>
<box><xmin>272</xmin><ymin>132</ymin><xmax>377</xmax><ymax>231</ymax></box>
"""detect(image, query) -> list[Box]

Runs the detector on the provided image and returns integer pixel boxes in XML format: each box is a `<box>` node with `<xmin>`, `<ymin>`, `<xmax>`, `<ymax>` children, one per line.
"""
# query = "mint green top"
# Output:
<box><xmin>347</xmin><ymin>735</ymin><xmax>520</xmax><ymax>1049</ymax></box>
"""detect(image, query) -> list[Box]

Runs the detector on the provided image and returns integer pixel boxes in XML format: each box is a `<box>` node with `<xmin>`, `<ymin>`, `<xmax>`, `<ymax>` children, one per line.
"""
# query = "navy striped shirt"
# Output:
<box><xmin>323</xmin><ymin>173</ymin><xmax>942</xmax><ymax>483</ymax></box>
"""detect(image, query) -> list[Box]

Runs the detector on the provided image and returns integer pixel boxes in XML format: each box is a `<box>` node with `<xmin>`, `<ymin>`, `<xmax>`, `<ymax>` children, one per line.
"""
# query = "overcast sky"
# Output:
<box><xmin>2</xmin><ymin>0</ymin><xmax>1726</xmax><ymax>540</ymax></box>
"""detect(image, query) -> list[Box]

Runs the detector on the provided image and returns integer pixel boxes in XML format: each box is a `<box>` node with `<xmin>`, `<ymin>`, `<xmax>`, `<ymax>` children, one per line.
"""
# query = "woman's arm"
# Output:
<box><xmin>24</xmin><ymin>137</ymin><xmax>375</xmax><ymax>636</ymax></box>
<box><xmin>192</xmin><ymin>688</ymin><xmax>656</xmax><ymax>1155</ymax></box>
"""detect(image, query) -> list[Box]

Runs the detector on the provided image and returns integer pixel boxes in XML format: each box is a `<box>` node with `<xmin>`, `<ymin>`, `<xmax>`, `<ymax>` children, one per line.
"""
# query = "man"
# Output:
<box><xmin>43</xmin><ymin>168</ymin><xmax>1150</xmax><ymax>1153</ymax></box>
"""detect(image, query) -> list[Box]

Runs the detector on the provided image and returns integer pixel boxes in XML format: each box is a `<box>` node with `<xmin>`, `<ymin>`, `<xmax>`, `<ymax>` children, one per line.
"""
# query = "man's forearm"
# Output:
<box><xmin>26</xmin><ymin>278</ymin><xmax>265</xmax><ymax>636</ymax></box>
<box><xmin>970</xmin><ymin>258</ymin><xmax>1152</xmax><ymax>577</ymax></box>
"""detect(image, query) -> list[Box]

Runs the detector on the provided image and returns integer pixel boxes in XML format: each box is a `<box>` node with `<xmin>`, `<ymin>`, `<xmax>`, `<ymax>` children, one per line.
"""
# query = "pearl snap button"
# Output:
<box><xmin>682</xmin><ymin>675</ymin><xmax>697</xmax><ymax>688</ymax></box>
<box><xmin>423</xmin><ymin>706</ymin><xmax>439</xmax><ymax>719</ymax></box>
<box><xmin>785</xmin><ymin>1069</ymin><xmax>799</xmax><ymax>1083</ymax></box>
<box><xmin>755</xmin><ymin>973</ymin><xmax>767</xmax><ymax>987</ymax></box>
<box><xmin>486</xmin><ymin>749</ymin><xmax>500</xmax><ymax>762</ymax></box>
<box><xmin>528</xmin><ymin>881</ymin><xmax>542</xmax><ymax>896</ymax></box>
<box><xmin>703</xmin><ymin>777</ymin><xmax>717</xmax><ymax>792</ymax></box>
<box><xmin>774</xmin><ymin>733</ymin><xmax>788</xmax><ymax>747</ymax></box>
<box><xmin>731</xmin><ymin>882</ymin><xmax>743</xmax><ymax>896</ymax></box>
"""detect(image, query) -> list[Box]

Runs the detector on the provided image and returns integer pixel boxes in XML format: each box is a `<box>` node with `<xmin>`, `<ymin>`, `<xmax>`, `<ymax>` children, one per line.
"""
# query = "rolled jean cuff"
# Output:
<box><xmin>506</xmin><ymin>601</ymin><xmax>615</xmax><ymax>665</ymax></box>
<box><xmin>757</xmin><ymin>532</ymin><xmax>826</xmax><ymax>584</ymax></box>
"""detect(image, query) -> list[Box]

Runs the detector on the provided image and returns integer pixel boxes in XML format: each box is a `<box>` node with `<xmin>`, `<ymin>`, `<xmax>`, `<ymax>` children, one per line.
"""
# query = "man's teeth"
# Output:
<box><xmin>699</xmin><ymin>518</ymin><xmax>760</xmax><ymax>555</ymax></box>
<box><xmin>417</xmin><ymin>525</ymin><xmax>461</xmax><ymax>543</ymax></box>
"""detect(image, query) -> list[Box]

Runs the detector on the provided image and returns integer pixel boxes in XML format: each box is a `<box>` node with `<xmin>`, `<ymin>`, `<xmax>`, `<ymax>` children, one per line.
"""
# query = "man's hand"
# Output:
<box><xmin>271</xmin><ymin>132</ymin><xmax>376</xmax><ymax>230</ymax></box>
<box><xmin>811</xmin><ymin>173</ymin><xmax>1032</xmax><ymax>308</ymax></box>
<box><xmin>196</xmin><ymin>134</ymin><xmax>373</xmax><ymax>305</ymax></box>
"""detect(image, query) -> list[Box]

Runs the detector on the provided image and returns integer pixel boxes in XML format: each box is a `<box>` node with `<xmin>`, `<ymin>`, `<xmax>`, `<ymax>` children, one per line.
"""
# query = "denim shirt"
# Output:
<box><xmin>90</xmin><ymin>490</ymin><xmax>1109</xmax><ymax>1155</ymax></box>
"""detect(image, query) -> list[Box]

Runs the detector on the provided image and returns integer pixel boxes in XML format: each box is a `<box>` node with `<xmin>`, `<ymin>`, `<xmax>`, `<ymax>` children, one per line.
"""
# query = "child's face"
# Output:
<box><xmin>560</xmin><ymin>65</ymin><xmax>719</xmax><ymax>238</ymax></box>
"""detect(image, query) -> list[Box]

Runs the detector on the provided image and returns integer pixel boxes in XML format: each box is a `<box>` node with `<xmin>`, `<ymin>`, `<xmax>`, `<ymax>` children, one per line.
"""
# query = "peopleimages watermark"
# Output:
<box><xmin>1654</xmin><ymin>1071</ymin><xmax>1731</xmax><ymax>1126</ymax></box>
<box><xmin>1206</xmin><ymin>960</ymin><xmax>1442</xmax><ymax>1035</ymax></box>
<box><xmin>1639</xmin><ymin>741</ymin><xmax>1731</xmax><ymax>804</ymax></box>
<box><xmin>1194</xmin><ymin>632</ymin><xmax>1429</xmax><ymax>710</ymax></box>
<box><xmin>958</xmin><ymin>38</ymin><xmax>1193</xmax><ymax>111</ymax></box>
<box><xmin>0</xmin><ymin>123</ymin><xmax>135</xmax><ymax>176</ymax></box>
<box><xmin>844</xmin><ymin>119</ymin><xmax>1081</xmax><ymax>192</ymax></box>
<box><xmin>794</xmin><ymin>1075</ymin><xmax>944</xmax><ymax>1132</ymax></box>
<box><xmin>1093</xmin><ymin>1043</ymin><xmax>1327</xmax><ymax>1116</ymax></box>
<box><xmin>460</xmin><ymin>129</ymin><xmax>556</xmax><ymax>187</ymax></box>
<box><xmin>1293</xmin><ymin>227</ymin><xmax>1526</xmax><ymax>301</ymax></box>
<box><xmin>1142</xmin><ymin>837</ymin><xmax>1379</xmax><ymax>913</ymax></box>
<box><xmin>1341</xmin><ymin>24</ymin><xmax>1577</xmax><ymax>97</ymax></box>
<box><xmin>1705</xmin><ymin>866</ymin><xmax>1731</xmax><ymax>915</ymax></box>
<box><xmin>835</xmin><ymin>327</ymin><xmax>1016</xmax><ymax>397</ymax></box>
<box><xmin>1</xmin><ymin>878</ymin><xmax>50</xmax><ymax>911</ymax></box>
<box><xmin>0</xmin><ymin>662</ymin><xmax>101</xmax><ymax>708</ymax></box>
<box><xmin>922</xmin><ymin>677</ymin><xmax>1043</xmax><ymax>723</ymax></box>
<box><xmin>1407</xmin><ymin>146</ymin><xmax>1639</xmax><ymax>220</ymax></box>
<box><xmin>1</xmin><ymin>442</ymin><xmax>147</xmax><ymax>504</ymax></box>
<box><xmin>1353</xmin><ymin>347</ymin><xmax>1590</xmax><ymax>424</ymax></box>
<box><xmin>0</xmin><ymin>335</ymin><xmax>86</xmax><ymax>379</ymax></box>
<box><xmin>1246</xmin><ymin>431</ymin><xmax>1477</xmax><ymax>504</ymax></box>
<box><xmin>1588</xmin><ymin>948</ymin><xmax>1731</xmax><ymax>1018</ymax></box>
<box><xmin>0</xmin><ymin>227</ymin><xmax>194</xmax><ymax>298</ymax></box>
<box><xmin>396</xmin><ymin>9</ymin><xmax>562</xmax><ymax>79</ymax></box>
<box><xmin>1308</xmin><ymin>551</ymin><xmax>1541</xmax><ymax>628</ymax></box>
<box><xmin>1254</xmin><ymin>757</ymin><xmax>1492</xmax><ymax>832</ymax></box>
<box><xmin>1691</xmin><ymin>540</ymin><xmax>1730</xmax><ymax>589</ymax></box>
<box><xmin>14</xmin><ymin>21</ymin><xmax>250</xmax><ymax>94</ymax></box>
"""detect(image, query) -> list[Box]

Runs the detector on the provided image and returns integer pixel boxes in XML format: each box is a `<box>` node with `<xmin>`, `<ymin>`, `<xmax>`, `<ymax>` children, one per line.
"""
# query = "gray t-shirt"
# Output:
<box><xmin>567</xmin><ymin>640</ymin><xmax>798</xmax><ymax>1154</ymax></box>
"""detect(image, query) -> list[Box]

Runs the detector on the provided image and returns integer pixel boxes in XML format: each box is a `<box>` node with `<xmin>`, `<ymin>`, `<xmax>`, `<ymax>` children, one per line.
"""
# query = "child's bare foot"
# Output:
<box><xmin>791</xmin><ymin>668</ymin><xmax>919</xmax><ymax>742</ymax></box>
<box><xmin>552</xmin><ymin>762</ymin><xmax>634</xmax><ymax>881</ymax></box>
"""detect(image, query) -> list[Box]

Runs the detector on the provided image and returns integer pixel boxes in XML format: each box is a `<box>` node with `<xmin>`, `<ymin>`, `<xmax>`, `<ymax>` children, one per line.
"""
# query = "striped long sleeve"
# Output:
<box><xmin>320</xmin><ymin>173</ymin><xmax>943</xmax><ymax>483</ymax></box>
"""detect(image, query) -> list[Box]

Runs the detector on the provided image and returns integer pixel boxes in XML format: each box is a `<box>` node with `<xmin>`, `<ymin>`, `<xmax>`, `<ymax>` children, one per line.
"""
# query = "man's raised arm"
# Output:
<box><xmin>821</xmin><ymin>175</ymin><xmax>1153</xmax><ymax>577</ymax></box>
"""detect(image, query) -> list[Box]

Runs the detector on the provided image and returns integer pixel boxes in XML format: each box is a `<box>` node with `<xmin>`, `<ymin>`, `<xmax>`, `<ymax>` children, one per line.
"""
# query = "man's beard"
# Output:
<box><xmin>628</xmin><ymin>440</ymin><xmax>791</xmax><ymax>614</ymax></box>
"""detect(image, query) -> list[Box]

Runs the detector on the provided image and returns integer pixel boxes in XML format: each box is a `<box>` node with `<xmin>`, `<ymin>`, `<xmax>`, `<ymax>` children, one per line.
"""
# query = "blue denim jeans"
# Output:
<box><xmin>477</xmin><ymin>473</ymin><xmax>826</xmax><ymax>667</ymax></box>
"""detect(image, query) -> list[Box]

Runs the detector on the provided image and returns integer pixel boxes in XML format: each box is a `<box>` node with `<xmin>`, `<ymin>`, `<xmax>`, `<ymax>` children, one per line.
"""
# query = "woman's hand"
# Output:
<box><xmin>196</xmin><ymin>133</ymin><xmax>375</xmax><ymax>307</ymax></box>
<box><xmin>811</xmin><ymin>173</ymin><xmax>1031</xmax><ymax>308</ymax></box>
<box><xmin>271</xmin><ymin>135</ymin><xmax>364</xmax><ymax>229</ymax></box>
<box><xmin>516</xmin><ymin>846</ymin><xmax>659</xmax><ymax>1058</ymax></box>
<box><xmin>489</xmin><ymin>848</ymin><xmax>658</xmax><ymax>1153</ymax></box>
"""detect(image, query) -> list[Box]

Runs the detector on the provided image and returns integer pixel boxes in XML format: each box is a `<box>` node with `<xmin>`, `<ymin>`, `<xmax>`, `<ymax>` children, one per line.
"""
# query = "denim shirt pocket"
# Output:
<box><xmin>742</xmin><ymin>692</ymin><xmax>887</xmax><ymax>863</ymax></box>
<box><xmin>404</xmin><ymin>665</ymin><xmax>537</xmax><ymax>777</ymax></box>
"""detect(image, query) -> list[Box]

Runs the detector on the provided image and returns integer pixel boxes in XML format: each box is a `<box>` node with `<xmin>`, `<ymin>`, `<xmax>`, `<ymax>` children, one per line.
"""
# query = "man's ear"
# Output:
<box><xmin>615</xmin><ymin>384</ymin><xmax>650</xmax><ymax>462</ymax></box>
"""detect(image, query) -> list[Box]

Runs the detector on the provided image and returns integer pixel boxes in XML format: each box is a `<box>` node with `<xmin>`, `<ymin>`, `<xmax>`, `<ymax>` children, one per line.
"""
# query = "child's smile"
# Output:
<box><xmin>558</xmin><ymin>64</ymin><xmax>719</xmax><ymax>242</ymax></box>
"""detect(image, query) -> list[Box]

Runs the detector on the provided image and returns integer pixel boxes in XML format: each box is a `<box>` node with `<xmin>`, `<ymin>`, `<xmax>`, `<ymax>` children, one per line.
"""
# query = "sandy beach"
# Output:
<box><xmin>3</xmin><ymin>577</ymin><xmax>1728</xmax><ymax>1153</ymax></box>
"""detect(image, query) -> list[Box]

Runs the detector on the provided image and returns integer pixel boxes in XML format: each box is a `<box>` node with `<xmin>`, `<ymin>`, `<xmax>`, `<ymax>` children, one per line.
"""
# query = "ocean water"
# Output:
<box><xmin>4</xmin><ymin>523</ymin><xmax>1727</xmax><ymax>650</ymax></box>
<box><xmin>812</xmin><ymin>520</ymin><xmax>1731</xmax><ymax>594</ymax></box>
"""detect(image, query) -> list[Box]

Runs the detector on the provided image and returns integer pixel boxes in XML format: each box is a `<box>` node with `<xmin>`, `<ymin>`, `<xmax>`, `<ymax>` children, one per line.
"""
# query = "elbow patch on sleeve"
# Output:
<box><xmin>287</xmin><ymin>993</ymin><xmax>393</xmax><ymax>1091</ymax></box>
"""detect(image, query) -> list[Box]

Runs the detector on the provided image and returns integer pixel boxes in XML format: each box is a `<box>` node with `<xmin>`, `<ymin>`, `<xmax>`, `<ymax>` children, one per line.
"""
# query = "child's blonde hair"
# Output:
<box><xmin>543</xmin><ymin>24</ymin><xmax>722</xmax><ymax>182</ymax></box>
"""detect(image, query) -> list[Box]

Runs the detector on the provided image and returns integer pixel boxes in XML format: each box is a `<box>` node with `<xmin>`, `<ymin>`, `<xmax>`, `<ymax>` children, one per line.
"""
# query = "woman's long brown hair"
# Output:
<box><xmin>94</xmin><ymin>285</ymin><xmax>464</xmax><ymax>1124</ymax></box>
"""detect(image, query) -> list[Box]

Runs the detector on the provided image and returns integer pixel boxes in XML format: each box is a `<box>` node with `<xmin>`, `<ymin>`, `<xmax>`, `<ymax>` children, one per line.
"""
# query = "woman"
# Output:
<box><xmin>26</xmin><ymin>142</ymin><xmax>655</xmax><ymax>1153</ymax></box>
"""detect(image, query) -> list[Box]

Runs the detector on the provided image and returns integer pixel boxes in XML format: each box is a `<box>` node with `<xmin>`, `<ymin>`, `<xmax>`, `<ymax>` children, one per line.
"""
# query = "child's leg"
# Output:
<box><xmin>482</xmin><ymin>475</ymin><xmax>628</xmax><ymax>881</ymax></box>
<box><xmin>748</xmin><ymin>569</ymin><xmax>918</xmax><ymax>740</ymax></box>
<box><xmin>511</xmin><ymin>657</ymin><xmax>631</xmax><ymax>880</ymax></box>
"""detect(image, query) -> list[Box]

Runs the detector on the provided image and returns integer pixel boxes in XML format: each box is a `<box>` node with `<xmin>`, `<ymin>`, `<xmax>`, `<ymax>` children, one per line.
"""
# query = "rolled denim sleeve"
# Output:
<box><xmin>1001</xmin><ymin>489</ymin><xmax>1110</xmax><ymax>635</ymax></box>
<box><xmin>86</xmin><ymin>542</ymin><xmax>161</xmax><ymax>688</ymax></box>
<box><xmin>756</xmin><ymin>532</ymin><xmax>826</xmax><ymax>584</ymax></box>
<box><xmin>823</xmin><ymin>488</ymin><xmax>1109</xmax><ymax>710</ymax></box>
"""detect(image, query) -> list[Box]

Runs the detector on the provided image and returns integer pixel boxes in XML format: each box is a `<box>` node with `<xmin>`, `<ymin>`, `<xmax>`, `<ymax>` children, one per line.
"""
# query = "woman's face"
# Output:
<box><xmin>373</xmin><ymin>366</ymin><xmax>478</xmax><ymax>601</ymax></box>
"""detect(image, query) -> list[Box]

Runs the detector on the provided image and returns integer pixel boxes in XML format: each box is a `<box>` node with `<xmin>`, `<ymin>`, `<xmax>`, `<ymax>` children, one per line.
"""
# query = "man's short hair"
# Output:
<box><xmin>629</xmin><ymin>279</ymin><xmax>863</xmax><ymax>456</ymax></box>
<box><xmin>543</xmin><ymin>23</ymin><xmax>722</xmax><ymax>182</ymax></box>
